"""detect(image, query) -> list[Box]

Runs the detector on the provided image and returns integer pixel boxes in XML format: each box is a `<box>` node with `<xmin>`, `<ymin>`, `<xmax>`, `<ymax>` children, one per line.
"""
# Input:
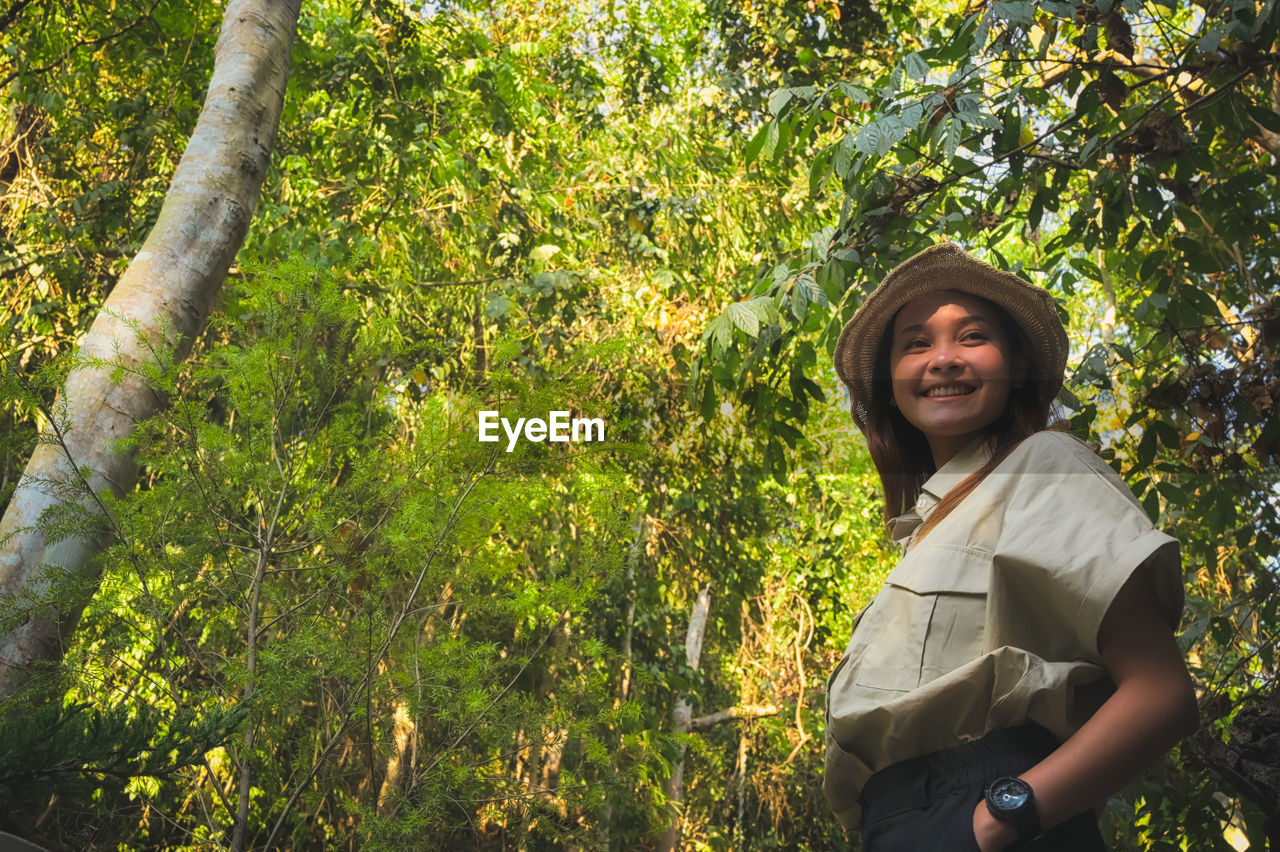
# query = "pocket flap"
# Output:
<box><xmin>885</xmin><ymin>544</ymin><xmax>990</xmax><ymax>595</ymax></box>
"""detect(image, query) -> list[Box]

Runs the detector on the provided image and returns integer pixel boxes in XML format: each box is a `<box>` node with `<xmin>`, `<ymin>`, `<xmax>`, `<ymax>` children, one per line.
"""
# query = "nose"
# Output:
<box><xmin>929</xmin><ymin>341</ymin><xmax>964</xmax><ymax>371</ymax></box>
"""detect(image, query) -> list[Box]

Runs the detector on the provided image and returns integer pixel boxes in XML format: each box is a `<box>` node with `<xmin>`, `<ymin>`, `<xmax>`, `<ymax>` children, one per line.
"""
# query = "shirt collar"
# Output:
<box><xmin>888</xmin><ymin>436</ymin><xmax>993</xmax><ymax>545</ymax></box>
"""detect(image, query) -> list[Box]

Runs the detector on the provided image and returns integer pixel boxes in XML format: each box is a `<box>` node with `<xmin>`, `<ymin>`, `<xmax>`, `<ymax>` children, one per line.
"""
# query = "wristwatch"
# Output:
<box><xmin>984</xmin><ymin>776</ymin><xmax>1040</xmax><ymax>840</ymax></box>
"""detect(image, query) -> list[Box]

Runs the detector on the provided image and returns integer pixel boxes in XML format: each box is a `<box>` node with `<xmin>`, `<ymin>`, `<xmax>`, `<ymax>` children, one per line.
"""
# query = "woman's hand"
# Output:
<box><xmin>971</xmin><ymin>800</ymin><xmax>1018</xmax><ymax>852</ymax></box>
<box><xmin>986</xmin><ymin>565</ymin><xmax>1198</xmax><ymax>839</ymax></box>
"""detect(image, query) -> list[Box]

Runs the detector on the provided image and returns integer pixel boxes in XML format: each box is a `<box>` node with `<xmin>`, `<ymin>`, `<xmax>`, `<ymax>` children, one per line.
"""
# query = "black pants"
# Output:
<box><xmin>858</xmin><ymin>725</ymin><xmax>1108</xmax><ymax>851</ymax></box>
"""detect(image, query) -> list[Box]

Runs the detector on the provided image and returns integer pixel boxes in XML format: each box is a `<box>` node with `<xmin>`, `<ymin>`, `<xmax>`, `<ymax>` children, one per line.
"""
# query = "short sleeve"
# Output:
<box><xmin>989</xmin><ymin>432</ymin><xmax>1183</xmax><ymax>663</ymax></box>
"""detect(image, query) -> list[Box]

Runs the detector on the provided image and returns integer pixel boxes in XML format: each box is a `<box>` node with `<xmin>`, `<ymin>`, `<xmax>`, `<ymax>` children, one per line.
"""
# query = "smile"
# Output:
<box><xmin>922</xmin><ymin>385</ymin><xmax>976</xmax><ymax>398</ymax></box>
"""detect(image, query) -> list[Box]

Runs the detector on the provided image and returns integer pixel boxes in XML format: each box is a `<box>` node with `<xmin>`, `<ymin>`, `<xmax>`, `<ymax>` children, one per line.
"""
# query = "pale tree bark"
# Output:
<box><xmin>688</xmin><ymin>703</ymin><xmax>778</xmax><ymax>731</ymax></box>
<box><xmin>656</xmin><ymin>586</ymin><xmax>786</xmax><ymax>851</ymax></box>
<box><xmin>0</xmin><ymin>0</ymin><xmax>303</xmax><ymax>705</ymax></box>
<box><xmin>659</xmin><ymin>583</ymin><xmax>711</xmax><ymax>852</ymax></box>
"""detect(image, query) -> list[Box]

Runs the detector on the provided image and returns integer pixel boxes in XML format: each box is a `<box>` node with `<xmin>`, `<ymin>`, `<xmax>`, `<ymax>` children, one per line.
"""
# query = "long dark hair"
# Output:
<box><xmin>864</xmin><ymin>294</ymin><xmax>1059</xmax><ymax>542</ymax></box>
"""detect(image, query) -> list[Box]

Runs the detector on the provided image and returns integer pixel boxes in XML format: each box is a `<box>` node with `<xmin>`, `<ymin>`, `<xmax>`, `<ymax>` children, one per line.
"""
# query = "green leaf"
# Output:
<box><xmin>794</xmin><ymin>273</ymin><xmax>828</xmax><ymax>309</ymax></box>
<box><xmin>1151</xmin><ymin>419</ymin><xmax>1180</xmax><ymax>448</ymax></box>
<box><xmin>1139</xmin><ymin>250</ymin><xmax>1168</xmax><ymax>282</ymax></box>
<box><xmin>903</xmin><ymin>53</ymin><xmax>929</xmax><ymax>81</ymax></box>
<box><xmin>790</xmin><ymin>282</ymin><xmax>810</xmax><ymax>322</ymax></box>
<box><xmin>1136</xmin><ymin>427</ymin><xmax>1158</xmax><ymax>468</ymax></box>
<box><xmin>1176</xmin><ymin>283</ymin><xmax>1219</xmax><ymax>316</ymax></box>
<box><xmin>1142</xmin><ymin>487</ymin><xmax>1161</xmax><ymax>524</ymax></box>
<box><xmin>1041</xmin><ymin>1</ymin><xmax>1076</xmax><ymax>17</ymax></box>
<box><xmin>747</xmin><ymin>295</ymin><xmax>779</xmax><ymax>324</ymax></box>
<box><xmin>1028</xmin><ymin>191</ymin><xmax>1045</xmax><ymax>231</ymax></box>
<box><xmin>768</xmin><ymin>437</ymin><xmax>788</xmax><ymax>486</ymax></box>
<box><xmin>1131</xmin><ymin>175</ymin><xmax>1165</xmax><ymax>220</ymax></box>
<box><xmin>768</xmin><ymin>88</ymin><xmax>793</xmax><ymax>117</ymax></box>
<box><xmin>531</xmin><ymin>272</ymin><xmax>556</xmax><ymax>294</ymax></box>
<box><xmin>1056</xmin><ymin>384</ymin><xmax>1083</xmax><ymax>410</ymax></box>
<box><xmin>819</xmin><ymin>258</ymin><xmax>846</xmax><ymax>302</ymax></box>
<box><xmin>855</xmin><ymin>117</ymin><xmax>904</xmax><ymax>156</ymax></box>
<box><xmin>773</xmin><ymin>421</ymin><xmax>803</xmax><ymax>449</ymax></box>
<box><xmin>992</xmin><ymin>1</ymin><xmax>1034</xmax><ymax>27</ymax></box>
<box><xmin>485</xmin><ymin>295</ymin><xmax>514</xmax><ymax>319</ymax></box>
<box><xmin>833</xmin><ymin>134</ymin><xmax>855</xmax><ymax>179</ymax></box>
<box><xmin>944</xmin><ymin>120</ymin><xmax>961</xmax><ymax>159</ymax></box>
<box><xmin>1068</xmin><ymin>256</ymin><xmax>1103</xmax><ymax>282</ymax></box>
<box><xmin>1248</xmin><ymin>105</ymin><xmax>1280</xmax><ymax>134</ymax></box>
<box><xmin>771</xmin><ymin>117</ymin><xmax>792</xmax><ymax>163</ymax></box>
<box><xmin>707</xmin><ymin>314</ymin><xmax>732</xmax><ymax>350</ymax></box>
<box><xmin>799</xmin><ymin>377</ymin><xmax>826</xmax><ymax>403</ymax></box>
<box><xmin>900</xmin><ymin>102</ymin><xmax>923</xmax><ymax>129</ymax></box>
<box><xmin>836</xmin><ymin>82</ymin><xmax>868</xmax><ymax>103</ymax></box>
<box><xmin>809</xmin><ymin>145</ymin><xmax>834</xmax><ymax>196</ymax></box>
<box><xmin>727</xmin><ymin>301</ymin><xmax>761</xmax><ymax>337</ymax></box>
<box><xmin>760</xmin><ymin>121</ymin><xmax>781</xmax><ymax>161</ymax></box>
<box><xmin>746</xmin><ymin>121</ymin><xmax>773</xmax><ymax>165</ymax></box>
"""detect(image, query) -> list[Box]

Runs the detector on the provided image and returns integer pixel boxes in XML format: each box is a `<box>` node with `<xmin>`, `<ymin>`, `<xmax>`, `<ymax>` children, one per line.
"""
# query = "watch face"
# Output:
<box><xmin>990</xmin><ymin>778</ymin><xmax>1030</xmax><ymax>811</ymax></box>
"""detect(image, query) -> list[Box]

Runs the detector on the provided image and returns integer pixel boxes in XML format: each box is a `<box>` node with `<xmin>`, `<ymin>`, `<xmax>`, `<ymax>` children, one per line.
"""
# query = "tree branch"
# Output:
<box><xmin>689</xmin><ymin>703</ymin><xmax>779</xmax><ymax>731</ymax></box>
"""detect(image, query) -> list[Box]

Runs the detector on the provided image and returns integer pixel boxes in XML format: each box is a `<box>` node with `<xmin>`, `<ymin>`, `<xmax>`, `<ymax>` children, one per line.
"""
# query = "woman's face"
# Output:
<box><xmin>888</xmin><ymin>290</ymin><xmax>1019</xmax><ymax>467</ymax></box>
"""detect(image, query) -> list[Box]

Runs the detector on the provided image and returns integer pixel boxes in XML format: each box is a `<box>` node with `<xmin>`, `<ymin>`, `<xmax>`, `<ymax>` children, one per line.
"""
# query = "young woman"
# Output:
<box><xmin>823</xmin><ymin>243</ymin><xmax>1198</xmax><ymax>851</ymax></box>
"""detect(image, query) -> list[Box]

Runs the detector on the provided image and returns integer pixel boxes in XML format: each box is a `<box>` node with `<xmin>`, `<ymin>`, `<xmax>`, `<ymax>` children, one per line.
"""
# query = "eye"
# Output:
<box><xmin>961</xmin><ymin>330</ymin><xmax>988</xmax><ymax>343</ymax></box>
<box><xmin>904</xmin><ymin>338</ymin><xmax>928</xmax><ymax>350</ymax></box>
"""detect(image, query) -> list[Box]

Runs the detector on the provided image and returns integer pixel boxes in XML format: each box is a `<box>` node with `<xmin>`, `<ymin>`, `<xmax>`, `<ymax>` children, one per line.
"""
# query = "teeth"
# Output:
<box><xmin>924</xmin><ymin>385</ymin><xmax>975</xmax><ymax>397</ymax></box>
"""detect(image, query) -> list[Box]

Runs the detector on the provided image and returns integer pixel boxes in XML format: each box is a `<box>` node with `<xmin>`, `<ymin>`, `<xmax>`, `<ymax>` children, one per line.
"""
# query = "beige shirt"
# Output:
<box><xmin>823</xmin><ymin>430</ymin><xmax>1183</xmax><ymax>830</ymax></box>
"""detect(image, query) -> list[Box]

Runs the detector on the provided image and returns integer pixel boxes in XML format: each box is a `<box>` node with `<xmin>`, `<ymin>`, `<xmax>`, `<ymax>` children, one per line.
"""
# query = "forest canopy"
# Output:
<box><xmin>1</xmin><ymin>0</ymin><xmax>1278</xmax><ymax>849</ymax></box>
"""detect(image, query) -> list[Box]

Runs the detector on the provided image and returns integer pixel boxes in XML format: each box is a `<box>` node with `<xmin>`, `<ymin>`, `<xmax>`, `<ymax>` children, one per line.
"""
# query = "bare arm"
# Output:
<box><xmin>972</xmin><ymin>564</ymin><xmax>1199</xmax><ymax>850</ymax></box>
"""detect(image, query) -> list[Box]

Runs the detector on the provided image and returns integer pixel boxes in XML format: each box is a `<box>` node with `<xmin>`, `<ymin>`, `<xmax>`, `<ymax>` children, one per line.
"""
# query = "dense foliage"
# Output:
<box><xmin>2</xmin><ymin>0</ymin><xmax>1279</xmax><ymax>849</ymax></box>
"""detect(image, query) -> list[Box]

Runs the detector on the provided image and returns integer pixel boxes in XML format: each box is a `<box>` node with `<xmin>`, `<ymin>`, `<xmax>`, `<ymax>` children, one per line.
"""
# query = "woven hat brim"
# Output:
<box><xmin>833</xmin><ymin>242</ymin><xmax>1069</xmax><ymax>431</ymax></box>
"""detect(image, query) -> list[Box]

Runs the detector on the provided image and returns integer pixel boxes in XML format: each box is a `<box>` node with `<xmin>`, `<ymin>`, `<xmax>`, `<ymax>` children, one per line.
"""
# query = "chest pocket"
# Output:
<box><xmin>846</xmin><ymin>544</ymin><xmax>991</xmax><ymax>692</ymax></box>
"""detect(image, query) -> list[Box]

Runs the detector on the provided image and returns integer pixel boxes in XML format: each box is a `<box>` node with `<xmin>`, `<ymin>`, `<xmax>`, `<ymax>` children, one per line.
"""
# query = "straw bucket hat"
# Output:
<box><xmin>833</xmin><ymin>242</ymin><xmax>1069</xmax><ymax>431</ymax></box>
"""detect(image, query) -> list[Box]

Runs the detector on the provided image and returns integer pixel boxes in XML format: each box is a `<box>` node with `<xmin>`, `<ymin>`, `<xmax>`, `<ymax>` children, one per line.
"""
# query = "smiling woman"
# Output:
<box><xmin>822</xmin><ymin>243</ymin><xmax>1198</xmax><ymax>851</ymax></box>
<box><xmin>887</xmin><ymin>290</ymin><xmax>1020</xmax><ymax>468</ymax></box>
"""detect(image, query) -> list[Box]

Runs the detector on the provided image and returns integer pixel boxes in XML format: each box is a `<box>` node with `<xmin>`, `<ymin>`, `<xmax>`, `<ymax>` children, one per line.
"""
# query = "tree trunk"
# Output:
<box><xmin>659</xmin><ymin>583</ymin><xmax>711</xmax><ymax>852</ymax></box>
<box><xmin>0</xmin><ymin>0</ymin><xmax>302</xmax><ymax>705</ymax></box>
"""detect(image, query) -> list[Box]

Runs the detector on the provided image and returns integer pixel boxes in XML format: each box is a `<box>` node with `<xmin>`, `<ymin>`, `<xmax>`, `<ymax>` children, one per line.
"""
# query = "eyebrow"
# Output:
<box><xmin>895</xmin><ymin>314</ymin><xmax>993</xmax><ymax>337</ymax></box>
